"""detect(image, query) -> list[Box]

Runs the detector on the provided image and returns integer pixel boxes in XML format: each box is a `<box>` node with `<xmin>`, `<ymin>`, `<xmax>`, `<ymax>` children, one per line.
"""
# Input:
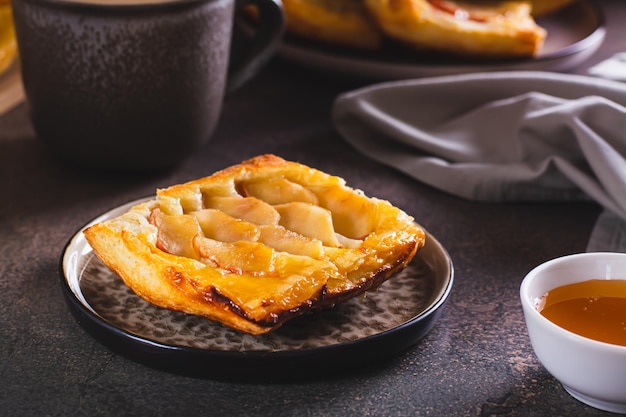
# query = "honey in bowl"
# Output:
<box><xmin>539</xmin><ymin>279</ymin><xmax>626</xmax><ymax>346</ymax></box>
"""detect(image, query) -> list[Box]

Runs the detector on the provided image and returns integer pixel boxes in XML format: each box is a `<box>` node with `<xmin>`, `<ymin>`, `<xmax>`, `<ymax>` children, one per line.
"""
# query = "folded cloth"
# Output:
<box><xmin>332</xmin><ymin>71</ymin><xmax>626</xmax><ymax>252</ymax></box>
<box><xmin>588</xmin><ymin>52</ymin><xmax>626</xmax><ymax>82</ymax></box>
<box><xmin>588</xmin><ymin>210</ymin><xmax>626</xmax><ymax>252</ymax></box>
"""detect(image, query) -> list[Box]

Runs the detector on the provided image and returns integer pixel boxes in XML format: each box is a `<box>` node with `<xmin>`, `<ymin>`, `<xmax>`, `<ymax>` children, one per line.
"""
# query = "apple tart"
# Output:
<box><xmin>364</xmin><ymin>0</ymin><xmax>547</xmax><ymax>58</ymax></box>
<box><xmin>84</xmin><ymin>155</ymin><xmax>425</xmax><ymax>335</ymax></box>
<box><xmin>0</xmin><ymin>0</ymin><xmax>17</xmax><ymax>76</ymax></box>
<box><xmin>281</xmin><ymin>0</ymin><xmax>551</xmax><ymax>59</ymax></box>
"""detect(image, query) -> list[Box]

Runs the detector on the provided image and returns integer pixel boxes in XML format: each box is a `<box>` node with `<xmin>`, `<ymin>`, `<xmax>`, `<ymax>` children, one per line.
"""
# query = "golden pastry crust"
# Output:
<box><xmin>84</xmin><ymin>155</ymin><xmax>425</xmax><ymax>335</ymax></box>
<box><xmin>0</xmin><ymin>2</ymin><xmax>17</xmax><ymax>76</ymax></box>
<box><xmin>282</xmin><ymin>0</ymin><xmax>383</xmax><ymax>50</ymax></box>
<box><xmin>364</xmin><ymin>0</ymin><xmax>546</xmax><ymax>58</ymax></box>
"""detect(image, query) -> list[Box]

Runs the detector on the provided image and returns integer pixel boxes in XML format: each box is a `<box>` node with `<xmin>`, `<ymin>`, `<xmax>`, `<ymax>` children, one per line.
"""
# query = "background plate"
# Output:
<box><xmin>278</xmin><ymin>0</ymin><xmax>605</xmax><ymax>79</ymax></box>
<box><xmin>61</xmin><ymin>198</ymin><xmax>454</xmax><ymax>380</ymax></box>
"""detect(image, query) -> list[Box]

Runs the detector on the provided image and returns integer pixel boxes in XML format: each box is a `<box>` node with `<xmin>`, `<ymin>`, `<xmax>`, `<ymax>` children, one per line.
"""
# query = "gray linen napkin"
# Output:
<box><xmin>589</xmin><ymin>52</ymin><xmax>626</xmax><ymax>82</ymax></box>
<box><xmin>332</xmin><ymin>71</ymin><xmax>626</xmax><ymax>252</ymax></box>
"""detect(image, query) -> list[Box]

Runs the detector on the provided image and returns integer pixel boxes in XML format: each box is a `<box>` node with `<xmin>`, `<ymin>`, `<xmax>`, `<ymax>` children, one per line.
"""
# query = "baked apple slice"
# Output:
<box><xmin>84</xmin><ymin>155</ymin><xmax>425</xmax><ymax>334</ymax></box>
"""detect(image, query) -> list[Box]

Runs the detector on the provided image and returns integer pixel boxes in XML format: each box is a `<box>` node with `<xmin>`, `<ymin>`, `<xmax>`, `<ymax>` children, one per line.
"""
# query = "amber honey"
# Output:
<box><xmin>539</xmin><ymin>279</ymin><xmax>626</xmax><ymax>346</ymax></box>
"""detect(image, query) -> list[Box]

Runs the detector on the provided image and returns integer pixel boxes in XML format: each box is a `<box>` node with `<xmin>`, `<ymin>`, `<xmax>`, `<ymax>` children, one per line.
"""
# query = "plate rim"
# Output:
<box><xmin>535</xmin><ymin>0</ymin><xmax>606</xmax><ymax>61</ymax></box>
<box><xmin>60</xmin><ymin>197</ymin><xmax>454</xmax><ymax>379</ymax></box>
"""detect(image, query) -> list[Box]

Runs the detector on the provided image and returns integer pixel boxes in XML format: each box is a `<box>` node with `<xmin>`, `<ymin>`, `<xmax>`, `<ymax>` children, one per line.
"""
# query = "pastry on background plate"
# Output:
<box><xmin>364</xmin><ymin>0</ymin><xmax>546</xmax><ymax>58</ymax></box>
<box><xmin>0</xmin><ymin>0</ymin><xmax>17</xmax><ymax>76</ymax></box>
<box><xmin>84</xmin><ymin>155</ymin><xmax>425</xmax><ymax>335</ymax></box>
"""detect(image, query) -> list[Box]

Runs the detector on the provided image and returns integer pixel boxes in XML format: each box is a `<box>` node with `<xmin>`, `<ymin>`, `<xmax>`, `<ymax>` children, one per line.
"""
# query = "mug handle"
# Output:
<box><xmin>227</xmin><ymin>0</ymin><xmax>284</xmax><ymax>93</ymax></box>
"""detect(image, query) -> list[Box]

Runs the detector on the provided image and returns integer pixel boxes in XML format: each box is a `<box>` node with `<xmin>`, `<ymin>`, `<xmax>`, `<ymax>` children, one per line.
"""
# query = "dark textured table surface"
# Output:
<box><xmin>1</xmin><ymin>2</ymin><xmax>624</xmax><ymax>416</ymax></box>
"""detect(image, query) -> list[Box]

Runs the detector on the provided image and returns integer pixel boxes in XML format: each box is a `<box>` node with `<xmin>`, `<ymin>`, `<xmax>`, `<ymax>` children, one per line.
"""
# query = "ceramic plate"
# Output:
<box><xmin>0</xmin><ymin>60</ymin><xmax>24</xmax><ymax>116</ymax></box>
<box><xmin>61</xmin><ymin>198</ymin><xmax>453</xmax><ymax>380</ymax></box>
<box><xmin>278</xmin><ymin>0</ymin><xmax>606</xmax><ymax>79</ymax></box>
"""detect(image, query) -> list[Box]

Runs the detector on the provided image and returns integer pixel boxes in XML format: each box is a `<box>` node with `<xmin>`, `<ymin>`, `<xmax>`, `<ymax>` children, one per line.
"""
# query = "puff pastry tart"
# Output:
<box><xmin>282</xmin><ymin>0</ymin><xmax>383</xmax><ymax>50</ymax></box>
<box><xmin>84</xmin><ymin>155</ymin><xmax>425</xmax><ymax>335</ymax></box>
<box><xmin>364</xmin><ymin>0</ymin><xmax>547</xmax><ymax>58</ymax></box>
<box><xmin>0</xmin><ymin>0</ymin><xmax>17</xmax><ymax>76</ymax></box>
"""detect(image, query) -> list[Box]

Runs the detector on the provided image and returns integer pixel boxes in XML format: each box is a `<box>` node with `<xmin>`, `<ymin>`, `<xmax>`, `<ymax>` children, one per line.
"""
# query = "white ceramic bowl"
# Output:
<box><xmin>520</xmin><ymin>252</ymin><xmax>626</xmax><ymax>413</ymax></box>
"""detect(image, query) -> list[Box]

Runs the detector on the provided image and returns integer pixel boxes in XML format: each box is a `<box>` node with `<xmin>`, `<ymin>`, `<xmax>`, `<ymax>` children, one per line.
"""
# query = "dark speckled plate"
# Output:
<box><xmin>61</xmin><ymin>198</ymin><xmax>453</xmax><ymax>380</ymax></box>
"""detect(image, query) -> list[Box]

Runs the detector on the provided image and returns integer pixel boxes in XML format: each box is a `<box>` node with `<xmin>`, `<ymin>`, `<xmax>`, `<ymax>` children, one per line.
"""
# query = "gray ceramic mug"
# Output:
<box><xmin>11</xmin><ymin>0</ymin><xmax>283</xmax><ymax>170</ymax></box>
